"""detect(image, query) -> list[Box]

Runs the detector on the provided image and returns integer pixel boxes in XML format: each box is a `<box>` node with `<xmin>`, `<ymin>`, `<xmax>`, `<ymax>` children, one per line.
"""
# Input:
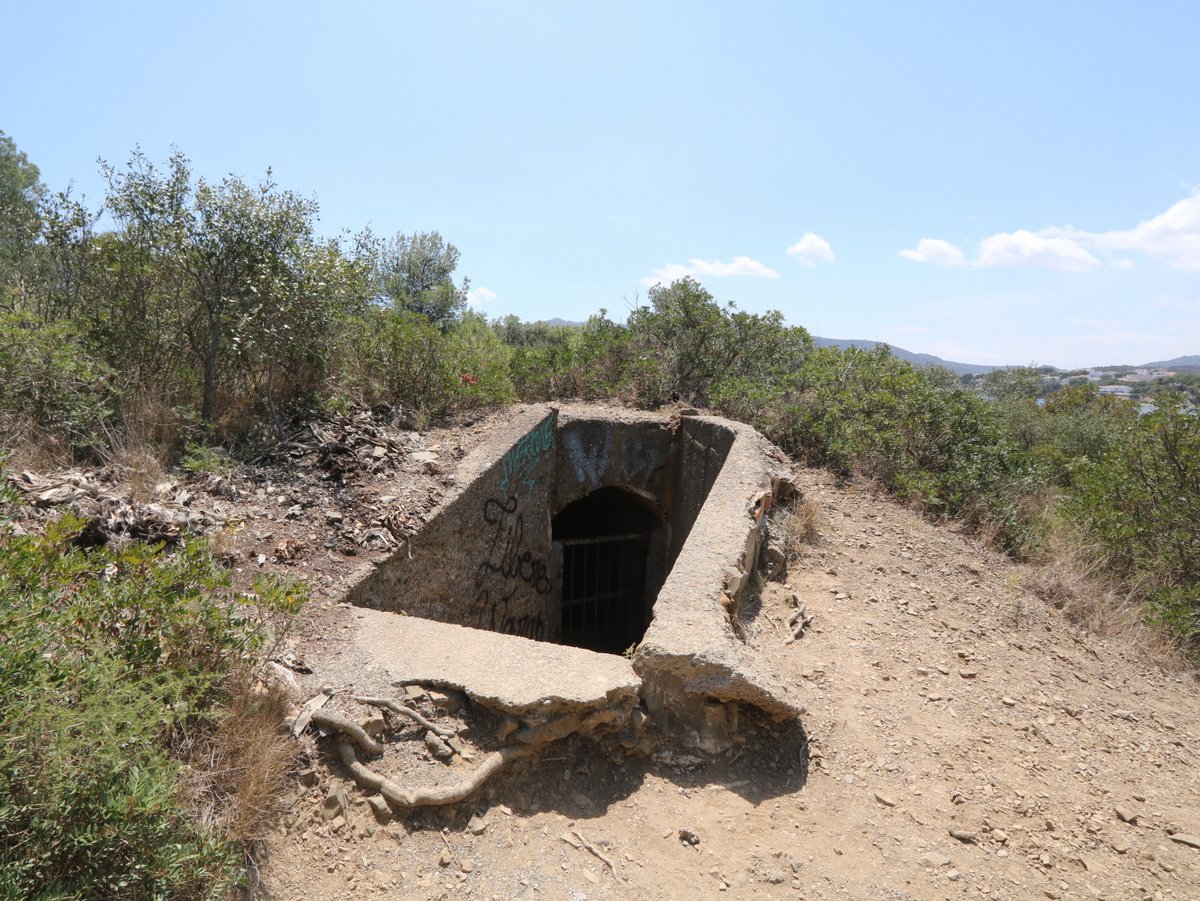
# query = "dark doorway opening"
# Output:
<box><xmin>552</xmin><ymin>487</ymin><xmax>661</xmax><ymax>655</ymax></box>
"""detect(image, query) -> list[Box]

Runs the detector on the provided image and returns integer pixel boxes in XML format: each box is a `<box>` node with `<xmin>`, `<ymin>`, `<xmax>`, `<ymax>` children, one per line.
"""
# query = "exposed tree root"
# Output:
<box><xmin>335</xmin><ymin>739</ymin><xmax>531</xmax><ymax>808</ymax></box>
<box><xmin>311</xmin><ymin>708</ymin><xmax>382</xmax><ymax>756</ymax></box>
<box><xmin>352</xmin><ymin>695</ymin><xmax>456</xmax><ymax>740</ymax></box>
<box><xmin>312</xmin><ymin>702</ymin><xmax>588</xmax><ymax>810</ymax></box>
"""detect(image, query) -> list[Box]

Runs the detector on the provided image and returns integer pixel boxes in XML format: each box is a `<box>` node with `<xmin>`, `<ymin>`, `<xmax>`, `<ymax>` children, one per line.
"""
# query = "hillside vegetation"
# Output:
<box><xmin>1</xmin><ymin>138</ymin><xmax>1198</xmax><ymax>894</ymax></box>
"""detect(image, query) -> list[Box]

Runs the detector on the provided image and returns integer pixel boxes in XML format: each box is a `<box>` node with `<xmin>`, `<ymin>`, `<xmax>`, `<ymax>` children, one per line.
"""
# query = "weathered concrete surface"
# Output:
<box><xmin>634</xmin><ymin>415</ymin><xmax>803</xmax><ymax>750</ymax></box>
<box><xmin>351</xmin><ymin>607</ymin><xmax>641</xmax><ymax>727</ymax></box>
<box><xmin>346</xmin><ymin>405</ymin><xmax>559</xmax><ymax>641</ymax></box>
<box><xmin>344</xmin><ymin>402</ymin><xmax>803</xmax><ymax>752</ymax></box>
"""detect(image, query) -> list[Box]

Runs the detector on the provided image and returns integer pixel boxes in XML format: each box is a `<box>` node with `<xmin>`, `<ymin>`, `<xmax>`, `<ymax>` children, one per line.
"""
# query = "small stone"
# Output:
<box><xmin>325</xmin><ymin>510</ymin><xmax>343</xmax><ymax>523</ymax></box>
<box><xmin>765</xmin><ymin>870</ymin><xmax>787</xmax><ymax>884</ymax></box>
<box><xmin>874</xmin><ymin>792</ymin><xmax>897</xmax><ymax>807</ymax></box>
<box><xmin>425</xmin><ymin>732</ymin><xmax>455</xmax><ymax>760</ymax></box>
<box><xmin>321</xmin><ymin>786</ymin><xmax>348</xmax><ymax>821</ymax></box>
<box><xmin>297</xmin><ymin>767</ymin><xmax>319</xmax><ymax>787</ymax></box>
<box><xmin>468</xmin><ymin>814</ymin><xmax>488</xmax><ymax>835</ymax></box>
<box><xmin>361</xmin><ymin>714</ymin><xmax>386</xmax><ymax>738</ymax></box>
<box><xmin>1114</xmin><ymin>805</ymin><xmax>1138</xmax><ymax>825</ymax></box>
<box><xmin>460</xmin><ymin>860</ymin><xmax>475</xmax><ymax>873</ymax></box>
<box><xmin>428</xmin><ymin>689</ymin><xmax>466</xmax><ymax>714</ymax></box>
<box><xmin>582</xmin><ymin>870</ymin><xmax>599</xmax><ymax>884</ymax></box>
<box><xmin>959</xmin><ymin>669</ymin><xmax>978</xmax><ymax>679</ymax></box>
<box><xmin>1111</xmin><ymin>836</ymin><xmax>1133</xmax><ymax>854</ymax></box>
<box><xmin>367</xmin><ymin>795</ymin><xmax>392</xmax><ymax>824</ymax></box>
<box><xmin>947</xmin><ymin>869</ymin><xmax>962</xmax><ymax>881</ymax></box>
<box><xmin>680</xmin><ymin>828</ymin><xmax>701</xmax><ymax>846</ymax></box>
<box><xmin>949</xmin><ymin>829</ymin><xmax>977</xmax><ymax>843</ymax></box>
<box><xmin>1168</xmin><ymin>833</ymin><xmax>1200</xmax><ymax>849</ymax></box>
<box><xmin>922</xmin><ymin>851</ymin><xmax>952</xmax><ymax>867</ymax></box>
<box><xmin>1002</xmin><ymin>697</ymin><xmax>1017</xmax><ymax>707</ymax></box>
<box><xmin>992</xmin><ymin>830</ymin><xmax>1009</xmax><ymax>844</ymax></box>
<box><xmin>438</xmin><ymin>849</ymin><xmax>454</xmax><ymax>867</ymax></box>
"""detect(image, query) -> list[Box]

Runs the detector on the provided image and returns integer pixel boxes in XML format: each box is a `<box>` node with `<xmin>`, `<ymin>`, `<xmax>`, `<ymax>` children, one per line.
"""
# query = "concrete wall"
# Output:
<box><xmin>344</xmin><ymin>404</ymin><xmax>806</xmax><ymax>751</ymax></box>
<box><xmin>347</xmin><ymin>407</ymin><xmax>559</xmax><ymax>641</ymax></box>
<box><xmin>346</xmin><ymin>405</ymin><xmax>736</xmax><ymax>646</ymax></box>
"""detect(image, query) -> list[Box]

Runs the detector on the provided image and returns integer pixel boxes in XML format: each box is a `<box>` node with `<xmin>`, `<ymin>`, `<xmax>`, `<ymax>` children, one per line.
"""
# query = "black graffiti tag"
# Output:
<box><xmin>476</xmin><ymin>495</ymin><xmax>551</xmax><ymax>594</ymax></box>
<box><xmin>470</xmin><ymin>495</ymin><xmax>551</xmax><ymax>639</ymax></box>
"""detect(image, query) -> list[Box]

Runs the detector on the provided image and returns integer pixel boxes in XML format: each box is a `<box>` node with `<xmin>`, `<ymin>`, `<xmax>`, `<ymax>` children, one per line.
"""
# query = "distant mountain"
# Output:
<box><xmin>812</xmin><ymin>337</ymin><xmax>1001</xmax><ymax>376</ymax></box>
<box><xmin>1142</xmin><ymin>355</ymin><xmax>1200</xmax><ymax>370</ymax></box>
<box><xmin>540</xmin><ymin>318</ymin><xmax>585</xmax><ymax>328</ymax></box>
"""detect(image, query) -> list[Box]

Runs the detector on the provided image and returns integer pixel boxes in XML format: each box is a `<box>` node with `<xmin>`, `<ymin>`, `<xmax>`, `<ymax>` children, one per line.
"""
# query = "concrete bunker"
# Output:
<box><xmin>345</xmin><ymin>404</ymin><xmax>803</xmax><ymax>753</ymax></box>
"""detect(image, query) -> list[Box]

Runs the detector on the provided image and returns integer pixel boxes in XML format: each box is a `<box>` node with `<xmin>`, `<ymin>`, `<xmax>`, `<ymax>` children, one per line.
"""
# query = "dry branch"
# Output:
<box><xmin>572</xmin><ymin>829</ymin><xmax>627</xmax><ymax>884</ymax></box>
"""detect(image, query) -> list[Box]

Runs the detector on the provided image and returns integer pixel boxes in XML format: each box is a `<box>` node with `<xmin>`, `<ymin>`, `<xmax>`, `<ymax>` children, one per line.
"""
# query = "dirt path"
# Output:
<box><xmin>257</xmin><ymin>461</ymin><xmax>1200</xmax><ymax>901</ymax></box>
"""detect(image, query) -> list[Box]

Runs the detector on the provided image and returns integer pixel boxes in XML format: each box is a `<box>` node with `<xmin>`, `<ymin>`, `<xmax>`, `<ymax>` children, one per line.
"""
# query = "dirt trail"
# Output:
<box><xmin>257</xmin><ymin>459</ymin><xmax>1200</xmax><ymax>901</ymax></box>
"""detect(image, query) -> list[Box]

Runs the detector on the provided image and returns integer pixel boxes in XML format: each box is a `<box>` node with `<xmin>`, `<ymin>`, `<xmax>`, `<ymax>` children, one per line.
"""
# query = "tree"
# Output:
<box><xmin>0</xmin><ymin>131</ymin><xmax>46</xmax><ymax>307</ymax></box>
<box><xmin>99</xmin><ymin>150</ymin><xmax>364</xmax><ymax>431</ymax></box>
<box><xmin>373</xmin><ymin>230</ymin><xmax>468</xmax><ymax>326</ymax></box>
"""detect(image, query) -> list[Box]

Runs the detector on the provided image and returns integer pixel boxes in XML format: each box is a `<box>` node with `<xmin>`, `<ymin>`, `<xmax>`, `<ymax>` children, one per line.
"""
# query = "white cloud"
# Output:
<box><xmin>902</xmin><ymin>190</ymin><xmax>1200</xmax><ymax>273</ymax></box>
<box><xmin>467</xmin><ymin>286</ymin><xmax>497</xmax><ymax>307</ymax></box>
<box><xmin>976</xmin><ymin>230</ymin><xmax>1101</xmax><ymax>271</ymax></box>
<box><xmin>785</xmin><ymin>233</ymin><xmax>835</xmax><ymax>267</ymax></box>
<box><xmin>641</xmin><ymin>256</ymin><xmax>780</xmax><ymax>286</ymax></box>
<box><xmin>1066</xmin><ymin>190</ymin><xmax>1200</xmax><ymax>270</ymax></box>
<box><xmin>898</xmin><ymin>238</ymin><xmax>966</xmax><ymax>267</ymax></box>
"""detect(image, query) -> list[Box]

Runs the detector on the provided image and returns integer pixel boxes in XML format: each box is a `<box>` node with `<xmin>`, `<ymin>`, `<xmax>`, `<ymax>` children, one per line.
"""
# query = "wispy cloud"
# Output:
<box><xmin>641</xmin><ymin>256</ymin><xmax>780</xmax><ymax>287</ymax></box>
<box><xmin>898</xmin><ymin>238</ymin><xmax>966</xmax><ymax>267</ymax></box>
<box><xmin>786</xmin><ymin>233</ymin><xmax>835</xmax><ymax>267</ymax></box>
<box><xmin>467</xmin><ymin>286</ymin><xmax>497</xmax><ymax>307</ymax></box>
<box><xmin>1057</xmin><ymin>190</ymin><xmax>1200</xmax><ymax>271</ymax></box>
<box><xmin>900</xmin><ymin>189</ymin><xmax>1200</xmax><ymax>271</ymax></box>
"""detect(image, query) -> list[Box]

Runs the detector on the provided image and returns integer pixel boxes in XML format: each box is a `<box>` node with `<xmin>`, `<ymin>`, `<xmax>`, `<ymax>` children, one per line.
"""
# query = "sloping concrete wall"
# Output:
<box><xmin>346</xmin><ymin>406</ymin><xmax>559</xmax><ymax>641</ymax></box>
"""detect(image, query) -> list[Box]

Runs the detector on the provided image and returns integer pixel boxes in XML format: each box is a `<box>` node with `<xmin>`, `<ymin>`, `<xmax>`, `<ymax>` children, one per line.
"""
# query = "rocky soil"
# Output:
<box><xmin>9</xmin><ymin>407</ymin><xmax>1199</xmax><ymax>900</ymax></box>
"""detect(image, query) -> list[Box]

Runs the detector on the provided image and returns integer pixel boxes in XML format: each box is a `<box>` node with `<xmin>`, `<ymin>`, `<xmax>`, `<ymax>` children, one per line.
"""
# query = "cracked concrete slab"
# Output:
<box><xmin>350</xmin><ymin>607</ymin><xmax>641</xmax><ymax>727</ymax></box>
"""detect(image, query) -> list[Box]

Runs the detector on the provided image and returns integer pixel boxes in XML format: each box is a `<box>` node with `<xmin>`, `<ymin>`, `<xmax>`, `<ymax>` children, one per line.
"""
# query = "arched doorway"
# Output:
<box><xmin>552</xmin><ymin>487</ymin><xmax>662</xmax><ymax>655</ymax></box>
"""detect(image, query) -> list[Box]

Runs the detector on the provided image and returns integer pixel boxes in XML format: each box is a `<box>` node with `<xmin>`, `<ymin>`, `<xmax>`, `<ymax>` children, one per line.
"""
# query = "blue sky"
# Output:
<box><xmin>3</xmin><ymin>1</ymin><xmax>1198</xmax><ymax>368</ymax></box>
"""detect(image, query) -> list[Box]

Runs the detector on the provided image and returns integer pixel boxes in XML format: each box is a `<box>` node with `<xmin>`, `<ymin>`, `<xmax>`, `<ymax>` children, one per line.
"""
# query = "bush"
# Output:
<box><xmin>1067</xmin><ymin>396</ymin><xmax>1200</xmax><ymax>654</ymax></box>
<box><xmin>0</xmin><ymin>313</ymin><xmax>115</xmax><ymax>456</ymax></box>
<box><xmin>0</xmin><ymin>478</ymin><xmax>304</xmax><ymax>897</ymax></box>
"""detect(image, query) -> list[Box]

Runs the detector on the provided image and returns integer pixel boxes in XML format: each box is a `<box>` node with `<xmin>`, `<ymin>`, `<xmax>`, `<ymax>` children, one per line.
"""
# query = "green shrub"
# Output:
<box><xmin>1067</xmin><ymin>396</ymin><xmax>1200</xmax><ymax>654</ymax></box>
<box><xmin>0</xmin><ymin>481</ymin><xmax>304</xmax><ymax>898</ymax></box>
<box><xmin>0</xmin><ymin>313</ymin><xmax>115</xmax><ymax>456</ymax></box>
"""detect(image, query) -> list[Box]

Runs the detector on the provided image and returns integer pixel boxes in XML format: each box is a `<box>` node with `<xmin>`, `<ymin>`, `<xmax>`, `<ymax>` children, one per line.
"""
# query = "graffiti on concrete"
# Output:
<box><xmin>563</xmin><ymin>426</ymin><xmax>664</xmax><ymax>489</ymax></box>
<box><xmin>498</xmin><ymin>416</ymin><xmax>555</xmax><ymax>493</ymax></box>
<box><xmin>470</xmin><ymin>494</ymin><xmax>550</xmax><ymax>639</ymax></box>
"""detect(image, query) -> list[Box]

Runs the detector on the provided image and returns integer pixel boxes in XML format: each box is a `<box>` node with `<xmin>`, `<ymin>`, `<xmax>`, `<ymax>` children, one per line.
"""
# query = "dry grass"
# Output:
<box><xmin>0</xmin><ymin>421</ymin><xmax>73</xmax><ymax>473</ymax></box>
<box><xmin>1023</xmin><ymin>544</ymin><xmax>1190</xmax><ymax>673</ymax></box>
<box><xmin>777</xmin><ymin>494</ymin><xmax>823</xmax><ymax>561</ymax></box>
<box><xmin>187</xmin><ymin>676</ymin><xmax>299</xmax><ymax>845</ymax></box>
<box><xmin>111</xmin><ymin>444</ymin><xmax>167</xmax><ymax>503</ymax></box>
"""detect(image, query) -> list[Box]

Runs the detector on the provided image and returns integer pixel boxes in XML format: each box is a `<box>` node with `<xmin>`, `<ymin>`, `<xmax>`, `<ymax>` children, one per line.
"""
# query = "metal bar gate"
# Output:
<box><xmin>558</xmin><ymin>533</ymin><xmax>649</xmax><ymax>655</ymax></box>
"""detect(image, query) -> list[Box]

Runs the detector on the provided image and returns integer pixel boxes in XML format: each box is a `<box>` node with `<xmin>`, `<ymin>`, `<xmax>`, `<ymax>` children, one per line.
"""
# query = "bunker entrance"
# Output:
<box><xmin>552</xmin><ymin>487</ymin><xmax>662</xmax><ymax>655</ymax></box>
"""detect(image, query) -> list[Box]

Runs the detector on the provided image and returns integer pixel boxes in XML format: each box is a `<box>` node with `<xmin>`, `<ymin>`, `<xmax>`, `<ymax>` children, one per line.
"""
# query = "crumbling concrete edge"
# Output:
<box><xmin>633</xmin><ymin>414</ymin><xmax>802</xmax><ymax>749</ymax></box>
